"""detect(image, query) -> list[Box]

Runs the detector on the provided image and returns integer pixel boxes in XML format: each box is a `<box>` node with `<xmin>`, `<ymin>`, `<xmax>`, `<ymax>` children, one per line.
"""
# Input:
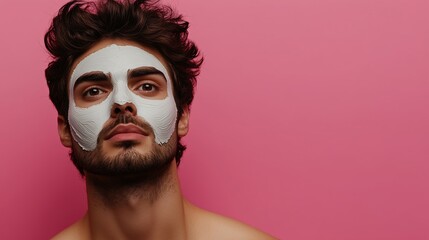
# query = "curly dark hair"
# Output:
<box><xmin>44</xmin><ymin>0</ymin><xmax>203</xmax><ymax>167</ymax></box>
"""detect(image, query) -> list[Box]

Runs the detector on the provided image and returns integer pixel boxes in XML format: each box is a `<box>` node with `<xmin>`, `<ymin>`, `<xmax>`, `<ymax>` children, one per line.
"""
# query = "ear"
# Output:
<box><xmin>177</xmin><ymin>107</ymin><xmax>190</xmax><ymax>138</ymax></box>
<box><xmin>57</xmin><ymin>115</ymin><xmax>72</xmax><ymax>148</ymax></box>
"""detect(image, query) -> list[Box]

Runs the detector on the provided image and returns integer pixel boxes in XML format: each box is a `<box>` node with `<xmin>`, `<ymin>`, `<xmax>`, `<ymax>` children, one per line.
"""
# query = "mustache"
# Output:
<box><xmin>98</xmin><ymin>114</ymin><xmax>153</xmax><ymax>141</ymax></box>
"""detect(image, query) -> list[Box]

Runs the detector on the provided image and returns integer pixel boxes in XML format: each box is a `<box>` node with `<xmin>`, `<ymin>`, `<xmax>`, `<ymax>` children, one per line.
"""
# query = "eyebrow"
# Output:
<box><xmin>128</xmin><ymin>67</ymin><xmax>166</xmax><ymax>81</ymax></box>
<box><xmin>74</xmin><ymin>71</ymin><xmax>110</xmax><ymax>89</ymax></box>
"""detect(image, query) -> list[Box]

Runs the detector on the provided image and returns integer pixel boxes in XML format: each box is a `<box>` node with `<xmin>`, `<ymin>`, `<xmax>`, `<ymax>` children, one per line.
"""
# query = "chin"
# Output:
<box><xmin>102</xmin><ymin>139</ymin><xmax>153</xmax><ymax>155</ymax></box>
<box><xmin>71</xmin><ymin>133</ymin><xmax>177</xmax><ymax>176</ymax></box>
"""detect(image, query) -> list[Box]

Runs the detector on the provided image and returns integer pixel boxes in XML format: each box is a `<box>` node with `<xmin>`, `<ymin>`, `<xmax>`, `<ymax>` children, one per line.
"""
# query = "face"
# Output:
<box><xmin>70</xmin><ymin>41</ymin><xmax>177</xmax><ymax>151</ymax></box>
<box><xmin>58</xmin><ymin>39</ymin><xmax>189</xmax><ymax>175</ymax></box>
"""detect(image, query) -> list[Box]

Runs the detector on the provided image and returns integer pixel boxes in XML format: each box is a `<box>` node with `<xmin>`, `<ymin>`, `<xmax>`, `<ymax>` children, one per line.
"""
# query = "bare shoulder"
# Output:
<box><xmin>184</xmin><ymin>201</ymin><xmax>277</xmax><ymax>240</ymax></box>
<box><xmin>50</xmin><ymin>215</ymin><xmax>89</xmax><ymax>240</ymax></box>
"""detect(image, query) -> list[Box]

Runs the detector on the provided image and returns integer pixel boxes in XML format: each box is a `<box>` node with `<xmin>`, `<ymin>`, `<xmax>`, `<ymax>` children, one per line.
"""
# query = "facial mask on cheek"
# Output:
<box><xmin>68</xmin><ymin>44</ymin><xmax>177</xmax><ymax>151</ymax></box>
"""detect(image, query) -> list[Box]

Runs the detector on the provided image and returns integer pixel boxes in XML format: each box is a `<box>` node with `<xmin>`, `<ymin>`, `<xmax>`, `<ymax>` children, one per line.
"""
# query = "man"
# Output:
<box><xmin>45</xmin><ymin>0</ymin><xmax>275</xmax><ymax>239</ymax></box>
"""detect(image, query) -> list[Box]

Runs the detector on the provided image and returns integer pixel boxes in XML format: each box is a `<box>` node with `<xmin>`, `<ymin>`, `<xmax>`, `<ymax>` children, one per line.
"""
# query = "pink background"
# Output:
<box><xmin>1</xmin><ymin>0</ymin><xmax>428</xmax><ymax>239</ymax></box>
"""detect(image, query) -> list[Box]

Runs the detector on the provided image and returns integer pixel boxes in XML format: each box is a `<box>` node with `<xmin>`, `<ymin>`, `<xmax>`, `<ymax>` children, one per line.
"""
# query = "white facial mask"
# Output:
<box><xmin>68</xmin><ymin>44</ymin><xmax>177</xmax><ymax>151</ymax></box>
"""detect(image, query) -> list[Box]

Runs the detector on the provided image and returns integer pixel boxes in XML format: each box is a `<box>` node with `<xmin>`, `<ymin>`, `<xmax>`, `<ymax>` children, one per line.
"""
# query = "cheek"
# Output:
<box><xmin>68</xmin><ymin>97</ymin><xmax>112</xmax><ymax>151</ymax></box>
<box><xmin>134</xmin><ymin>96</ymin><xmax>177</xmax><ymax>144</ymax></box>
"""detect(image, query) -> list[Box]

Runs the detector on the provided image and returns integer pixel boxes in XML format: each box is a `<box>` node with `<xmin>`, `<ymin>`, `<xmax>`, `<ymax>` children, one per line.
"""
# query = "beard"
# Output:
<box><xmin>70</xmin><ymin>114</ymin><xmax>177</xmax><ymax>178</ymax></box>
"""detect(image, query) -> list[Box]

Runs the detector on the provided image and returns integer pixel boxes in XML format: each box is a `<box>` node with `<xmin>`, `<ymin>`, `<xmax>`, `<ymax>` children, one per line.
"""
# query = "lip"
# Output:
<box><xmin>104</xmin><ymin>124</ymin><xmax>149</xmax><ymax>141</ymax></box>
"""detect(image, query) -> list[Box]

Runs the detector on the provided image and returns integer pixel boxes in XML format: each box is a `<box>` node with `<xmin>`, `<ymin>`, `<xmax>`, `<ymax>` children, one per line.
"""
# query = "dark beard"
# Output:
<box><xmin>71</xmin><ymin>141</ymin><xmax>176</xmax><ymax>177</ymax></box>
<box><xmin>70</xmin><ymin>114</ymin><xmax>177</xmax><ymax>178</ymax></box>
<box><xmin>71</xmin><ymin>142</ymin><xmax>176</xmax><ymax>204</ymax></box>
<box><xmin>69</xmin><ymin>114</ymin><xmax>178</xmax><ymax>204</ymax></box>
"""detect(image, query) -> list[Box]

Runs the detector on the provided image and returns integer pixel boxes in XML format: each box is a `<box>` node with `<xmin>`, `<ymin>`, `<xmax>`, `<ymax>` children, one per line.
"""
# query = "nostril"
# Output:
<box><xmin>112</xmin><ymin>104</ymin><xmax>135</xmax><ymax>116</ymax></box>
<box><xmin>125</xmin><ymin>106</ymin><xmax>134</xmax><ymax>112</ymax></box>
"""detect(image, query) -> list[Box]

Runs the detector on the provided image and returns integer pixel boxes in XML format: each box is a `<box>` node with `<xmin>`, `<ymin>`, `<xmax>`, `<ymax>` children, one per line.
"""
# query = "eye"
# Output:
<box><xmin>130</xmin><ymin>78</ymin><xmax>166</xmax><ymax>99</ymax></box>
<box><xmin>135</xmin><ymin>82</ymin><xmax>159</xmax><ymax>97</ymax></box>
<box><xmin>137</xmin><ymin>83</ymin><xmax>158</xmax><ymax>93</ymax></box>
<box><xmin>83</xmin><ymin>87</ymin><xmax>106</xmax><ymax>97</ymax></box>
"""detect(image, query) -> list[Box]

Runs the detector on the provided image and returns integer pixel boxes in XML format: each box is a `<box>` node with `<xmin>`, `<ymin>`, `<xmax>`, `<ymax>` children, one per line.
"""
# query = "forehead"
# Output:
<box><xmin>69</xmin><ymin>39</ymin><xmax>170</xmax><ymax>80</ymax></box>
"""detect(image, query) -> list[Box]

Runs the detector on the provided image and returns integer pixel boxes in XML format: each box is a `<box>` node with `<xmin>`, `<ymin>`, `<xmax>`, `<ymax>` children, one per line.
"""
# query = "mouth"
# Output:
<box><xmin>104</xmin><ymin>123</ymin><xmax>149</xmax><ymax>142</ymax></box>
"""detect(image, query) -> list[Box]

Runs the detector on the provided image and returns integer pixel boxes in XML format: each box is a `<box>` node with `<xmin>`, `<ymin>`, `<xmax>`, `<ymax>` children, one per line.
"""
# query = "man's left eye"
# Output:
<box><xmin>138</xmin><ymin>83</ymin><xmax>157</xmax><ymax>92</ymax></box>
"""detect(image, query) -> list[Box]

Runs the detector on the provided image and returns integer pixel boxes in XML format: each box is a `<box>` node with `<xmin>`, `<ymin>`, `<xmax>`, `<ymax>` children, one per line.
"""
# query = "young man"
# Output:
<box><xmin>45</xmin><ymin>0</ymin><xmax>275</xmax><ymax>239</ymax></box>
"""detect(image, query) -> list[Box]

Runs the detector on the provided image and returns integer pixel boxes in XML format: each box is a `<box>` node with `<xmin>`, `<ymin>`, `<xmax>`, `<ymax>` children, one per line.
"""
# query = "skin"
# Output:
<box><xmin>53</xmin><ymin>39</ymin><xmax>277</xmax><ymax>240</ymax></box>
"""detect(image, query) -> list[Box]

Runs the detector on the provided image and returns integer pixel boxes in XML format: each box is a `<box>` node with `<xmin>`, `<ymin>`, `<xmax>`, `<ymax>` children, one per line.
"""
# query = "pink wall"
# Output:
<box><xmin>1</xmin><ymin>0</ymin><xmax>428</xmax><ymax>239</ymax></box>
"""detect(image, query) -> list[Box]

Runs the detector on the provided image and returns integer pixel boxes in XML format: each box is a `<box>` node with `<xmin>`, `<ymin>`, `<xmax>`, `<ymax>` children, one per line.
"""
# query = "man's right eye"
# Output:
<box><xmin>83</xmin><ymin>87</ymin><xmax>106</xmax><ymax>97</ymax></box>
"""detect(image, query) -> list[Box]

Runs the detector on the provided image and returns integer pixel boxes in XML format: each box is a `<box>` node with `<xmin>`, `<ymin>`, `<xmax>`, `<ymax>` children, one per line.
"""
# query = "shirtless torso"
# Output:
<box><xmin>51</xmin><ymin>162</ymin><xmax>276</xmax><ymax>240</ymax></box>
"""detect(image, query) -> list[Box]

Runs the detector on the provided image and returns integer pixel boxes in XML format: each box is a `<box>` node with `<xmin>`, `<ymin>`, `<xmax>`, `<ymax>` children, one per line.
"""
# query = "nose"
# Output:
<box><xmin>110</xmin><ymin>102</ymin><xmax>137</xmax><ymax>118</ymax></box>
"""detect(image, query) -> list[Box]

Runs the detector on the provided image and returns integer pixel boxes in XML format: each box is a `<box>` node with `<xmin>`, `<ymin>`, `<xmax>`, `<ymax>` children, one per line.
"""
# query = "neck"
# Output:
<box><xmin>84</xmin><ymin>161</ymin><xmax>187</xmax><ymax>240</ymax></box>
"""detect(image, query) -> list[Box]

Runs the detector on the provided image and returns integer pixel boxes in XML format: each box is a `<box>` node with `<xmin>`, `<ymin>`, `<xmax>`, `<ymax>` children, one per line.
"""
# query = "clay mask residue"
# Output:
<box><xmin>68</xmin><ymin>44</ymin><xmax>177</xmax><ymax>151</ymax></box>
